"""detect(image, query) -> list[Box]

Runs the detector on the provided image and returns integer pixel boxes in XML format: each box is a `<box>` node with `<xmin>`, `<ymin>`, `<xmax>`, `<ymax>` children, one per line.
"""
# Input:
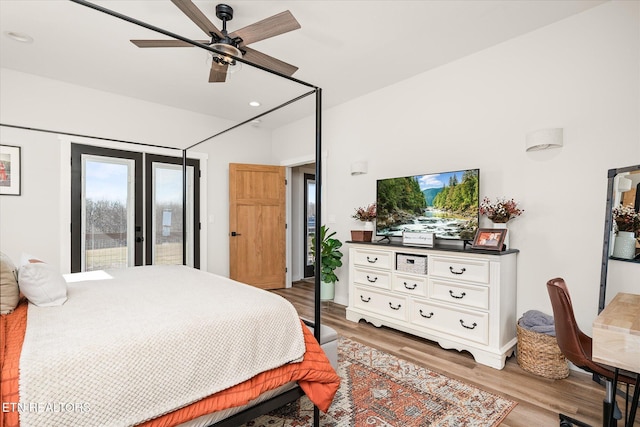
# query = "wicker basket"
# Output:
<box><xmin>516</xmin><ymin>320</ymin><xmax>569</xmax><ymax>379</ymax></box>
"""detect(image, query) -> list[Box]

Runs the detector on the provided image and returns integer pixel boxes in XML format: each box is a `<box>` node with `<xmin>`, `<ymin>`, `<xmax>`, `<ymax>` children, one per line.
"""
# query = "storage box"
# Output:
<box><xmin>396</xmin><ymin>253</ymin><xmax>427</xmax><ymax>274</ymax></box>
<box><xmin>351</xmin><ymin>230</ymin><xmax>373</xmax><ymax>242</ymax></box>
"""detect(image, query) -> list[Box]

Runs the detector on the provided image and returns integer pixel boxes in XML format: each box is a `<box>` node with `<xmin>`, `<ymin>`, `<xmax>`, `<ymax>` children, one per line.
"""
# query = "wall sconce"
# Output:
<box><xmin>525</xmin><ymin>128</ymin><xmax>563</xmax><ymax>152</ymax></box>
<box><xmin>351</xmin><ymin>161</ymin><xmax>368</xmax><ymax>176</ymax></box>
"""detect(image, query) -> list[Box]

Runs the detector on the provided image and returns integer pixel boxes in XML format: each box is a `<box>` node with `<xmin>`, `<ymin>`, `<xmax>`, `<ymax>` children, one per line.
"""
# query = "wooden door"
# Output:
<box><xmin>229</xmin><ymin>163</ymin><xmax>286</xmax><ymax>289</ymax></box>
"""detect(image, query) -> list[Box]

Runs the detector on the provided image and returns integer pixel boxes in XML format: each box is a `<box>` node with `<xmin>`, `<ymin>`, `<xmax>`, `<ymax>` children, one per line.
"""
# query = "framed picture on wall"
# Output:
<box><xmin>0</xmin><ymin>145</ymin><xmax>21</xmax><ymax>196</ymax></box>
<box><xmin>471</xmin><ymin>228</ymin><xmax>507</xmax><ymax>251</ymax></box>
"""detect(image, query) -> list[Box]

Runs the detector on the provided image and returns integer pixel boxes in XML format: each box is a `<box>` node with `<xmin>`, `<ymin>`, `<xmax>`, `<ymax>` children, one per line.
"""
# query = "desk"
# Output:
<box><xmin>592</xmin><ymin>292</ymin><xmax>640</xmax><ymax>427</ymax></box>
<box><xmin>593</xmin><ymin>293</ymin><xmax>640</xmax><ymax>373</ymax></box>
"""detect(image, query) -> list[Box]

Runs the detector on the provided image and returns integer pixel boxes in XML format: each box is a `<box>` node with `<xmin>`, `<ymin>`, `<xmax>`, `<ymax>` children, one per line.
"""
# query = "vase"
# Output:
<box><xmin>492</xmin><ymin>222</ymin><xmax>509</xmax><ymax>249</ymax></box>
<box><xmin>320</xmin><ymin>281</ymin><xmax>335</xmax><ymax>301</ymax></box>
<box><xmin>363</xmin><ymin>221</ymin><xmax>374</xmax><ymax>231</ymax></box>
<box><xmin>612</xmin><ymin>231</ymin><xmax>637</xmax><ymax>260</ymax></box>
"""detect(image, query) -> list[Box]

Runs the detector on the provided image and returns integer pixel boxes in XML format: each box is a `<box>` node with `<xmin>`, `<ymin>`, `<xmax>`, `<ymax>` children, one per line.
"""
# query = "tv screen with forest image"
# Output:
<box><xmin>376</xmin><ymin>169</ymin><xmax>479</xmax><ymax>240</ymax></box>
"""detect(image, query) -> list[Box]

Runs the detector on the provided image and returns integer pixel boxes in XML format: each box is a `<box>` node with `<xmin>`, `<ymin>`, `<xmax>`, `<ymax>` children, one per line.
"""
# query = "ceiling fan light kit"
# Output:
<box><xmin>131</xmin><ymin>0</ymin><xmax>301</xmax><ymax>83</ymax></box>
<box><xmin>210</xmin><ymin>43</ymin><xmax>241</xmax><ymax>67</ymax></box>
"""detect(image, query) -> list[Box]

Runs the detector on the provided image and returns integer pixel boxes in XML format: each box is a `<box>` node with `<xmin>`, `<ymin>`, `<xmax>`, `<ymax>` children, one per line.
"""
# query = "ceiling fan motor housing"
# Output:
<box><xmin>216</xmin><ymin>4</ymin><xmax>233</xmax><ymax>23</ymax></box>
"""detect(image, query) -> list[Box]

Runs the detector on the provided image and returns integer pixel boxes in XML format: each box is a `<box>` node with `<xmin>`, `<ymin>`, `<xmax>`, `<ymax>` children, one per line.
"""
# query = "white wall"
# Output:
<box><xmin>272</xmin><ymin>1</ymin><xmax>640</xmax><ymax>335</ymax></box>
<box><xmin>0</xmin><ymin>69</ymin><xmax>274</xmax><ymax>275</ymax></box>
<box><xmin>0</xmin><ymin>127</ymin><xmax>63</xmax><ymax>267</ymax></box>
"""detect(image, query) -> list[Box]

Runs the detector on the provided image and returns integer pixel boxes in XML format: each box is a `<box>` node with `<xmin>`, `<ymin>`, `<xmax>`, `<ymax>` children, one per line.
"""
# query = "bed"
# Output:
<box><xmin>0</xmin><ymin>260</ymin><xmax>340</xmax><ymax>427</ymax></box>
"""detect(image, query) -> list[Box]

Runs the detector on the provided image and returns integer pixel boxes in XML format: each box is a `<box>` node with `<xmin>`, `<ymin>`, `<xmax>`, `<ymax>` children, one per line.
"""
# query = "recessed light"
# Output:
<box><xmin>249</xmin><ymin>101</ymin><xmax>261</xmax><ymax>107</ymax></box>
<box><xmin>4</xmin><ymin>31</ymin><xmax>34</xmax><ymax>43</ymax></box>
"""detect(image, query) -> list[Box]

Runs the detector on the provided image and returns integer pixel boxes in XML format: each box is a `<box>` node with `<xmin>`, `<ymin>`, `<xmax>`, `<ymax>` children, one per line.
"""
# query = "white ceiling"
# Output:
<box><xmin>0</xmin><ymin>0</ymin><xmax>606</xmax><ymax>129</ymax></box>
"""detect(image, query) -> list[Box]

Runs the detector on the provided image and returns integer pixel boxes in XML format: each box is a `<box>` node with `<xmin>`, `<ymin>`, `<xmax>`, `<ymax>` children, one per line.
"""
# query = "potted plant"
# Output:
<box><xmin>479</xmin><ymin>197</ymin><xmax>524</xmax><ymax>224</ymax></box>
<box><xmin>351</xmin><ymin>203</ymin><xmax>376</xmax><ymax>241</ymax></box>
<box><xmin>311</xmin><ymin>225</ymin><xmax>343</xmax><ymax>300</ymax></box>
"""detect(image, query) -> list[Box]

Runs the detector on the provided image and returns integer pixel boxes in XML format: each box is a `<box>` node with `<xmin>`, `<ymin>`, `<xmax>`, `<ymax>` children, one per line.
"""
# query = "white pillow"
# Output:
<box><xmin>18</xmin><ymin>261</ymin><xmax>67</xmax><ymax>307</ymax></box>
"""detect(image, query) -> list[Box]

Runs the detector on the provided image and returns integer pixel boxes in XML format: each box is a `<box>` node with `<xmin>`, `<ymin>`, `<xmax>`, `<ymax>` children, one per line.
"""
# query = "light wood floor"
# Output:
<box><xmin>272</xmin><ymin>280</ymin><xmax>639</xmax><ymax>427</ymax></box>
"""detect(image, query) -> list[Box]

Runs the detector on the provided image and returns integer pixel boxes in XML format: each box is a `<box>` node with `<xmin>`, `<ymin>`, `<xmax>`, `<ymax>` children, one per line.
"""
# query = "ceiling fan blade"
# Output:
<box><xmin>209</xmin><ymin>62</ymin><xmax>228</xmax><ymax>83</ymax></box>
<box><xmin>131</xmin><ymin>39</ymin><xmax>208</xmax><ymax>48</ymax></box>
<box><xmin>231</xmin><ymin>11</ymin><xmax>300</xmax><ymax>46</ymax></box>
<box><xmin>242</xmin><ymin>46</ymin><xmax>298</xmax><ymax>76</ymax></box>
<box><xmin>171</xmin><ymin>0</ymin><xmax>223</xmax><ymax>38</ymax></box>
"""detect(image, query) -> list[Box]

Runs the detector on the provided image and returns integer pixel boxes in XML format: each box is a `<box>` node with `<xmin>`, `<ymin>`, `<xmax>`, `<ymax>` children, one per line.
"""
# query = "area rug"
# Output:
<box><xmin>243</xmin><ymin>337</ymin><xmax>517</xmax><ymax>426</ymax></box>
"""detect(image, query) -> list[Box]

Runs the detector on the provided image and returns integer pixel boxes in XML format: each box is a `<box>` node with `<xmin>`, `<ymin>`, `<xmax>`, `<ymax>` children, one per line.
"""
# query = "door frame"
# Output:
<box><xmin>303</xmin><ymin>173</ymin><xmax>315</xmax><ymax>278</ymax></box>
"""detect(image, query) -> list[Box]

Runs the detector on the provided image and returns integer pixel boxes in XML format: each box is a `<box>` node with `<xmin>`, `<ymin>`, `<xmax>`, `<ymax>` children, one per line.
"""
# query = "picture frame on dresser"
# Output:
<box><xmin>0</xmin><ymin>144</ymin><xmax>21</xmax><ymax>196</ymax></box>
<box><xmin>471</xmin><ymin>228</ymin><xmax>506</xmax><ymax>251</ymax></box>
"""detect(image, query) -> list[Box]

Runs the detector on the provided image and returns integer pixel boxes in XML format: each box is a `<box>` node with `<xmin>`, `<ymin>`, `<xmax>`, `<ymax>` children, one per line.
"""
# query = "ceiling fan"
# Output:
<box><xmin>130</xmin><ymin>0</ymin><xmax>300</xmax><ymax>82</ymax></box>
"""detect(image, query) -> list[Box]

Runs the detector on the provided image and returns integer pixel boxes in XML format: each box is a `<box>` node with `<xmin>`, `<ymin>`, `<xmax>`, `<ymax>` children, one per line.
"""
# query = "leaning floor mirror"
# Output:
<box><xmin>599</xmin><ymin>164</ymin><xmax>640</xmax><ymax>311</ymax></box>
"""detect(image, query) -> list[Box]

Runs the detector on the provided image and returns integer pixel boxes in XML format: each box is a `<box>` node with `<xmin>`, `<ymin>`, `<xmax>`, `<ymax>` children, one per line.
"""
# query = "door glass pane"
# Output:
<box><xmin>151</xmin><ymin>163</ymin><xmax>194</xmax><ymax>266</ymax></box>
<box><xmin>82</xmin><ymin>156</ymin><xmax>135</xmax><ymax>271</ymax></box>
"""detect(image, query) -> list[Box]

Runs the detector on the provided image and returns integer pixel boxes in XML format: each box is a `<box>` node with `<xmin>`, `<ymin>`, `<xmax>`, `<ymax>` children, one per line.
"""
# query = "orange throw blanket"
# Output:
<box><xmin>0</xmin><ymin>301</ymin><xmax>339</xmax><ymax>427</ymax></box>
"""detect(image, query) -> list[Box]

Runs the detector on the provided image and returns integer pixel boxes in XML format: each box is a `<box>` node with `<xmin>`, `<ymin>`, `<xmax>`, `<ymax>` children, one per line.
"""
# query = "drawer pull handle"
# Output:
<box><xmin>366</xmin><ymin>256</ymin><xmax>378</xmax><ymax>263</ymax></box>
<box><xmin>459</xmin><ymin>319</ymin><xmax>477</xmax><ymax>330</ymax></box>
<box><xmin>366</xmin><ymin>275</ymin><xmax>378</xmax><ymax>283</ymax></box>
<box><xmin>404</xmin><ymin>282</ymin><xmax>417</xmax><ymax>290</ymax></box>
<box><xmin>388</xmin><ymin>302</ymin><xmax>402</xmax><ymax>310</ymax></box>
<box><xmin>449</xmin><ymin>290</ymin><xmax>466</xmax><ymax>299</ymax></box>
<box><xmin>449</xmin><ymin>266</ymin><xmax>466</xmax><ymax>275</ymax></box>
<box><xmin>419</xmin><ymin>310</ymin><xmax>434</xmax><ymax>319</ymax></box>
<box><xmin>360</xmin><ymin>295</ymin><xmax>371</xmax><ymax>303</ymax></box>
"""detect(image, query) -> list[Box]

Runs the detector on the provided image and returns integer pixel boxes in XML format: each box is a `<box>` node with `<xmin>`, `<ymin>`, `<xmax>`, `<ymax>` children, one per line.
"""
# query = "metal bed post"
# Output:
<box><xmin>313</xmin><ymin>87</ymin><xmax>322</xmax><ymax>427</ymax></box>
<box><xmin>182</xmin><ymin>149</ymin><xmax>188</xmax><ymax>266</ymax></box>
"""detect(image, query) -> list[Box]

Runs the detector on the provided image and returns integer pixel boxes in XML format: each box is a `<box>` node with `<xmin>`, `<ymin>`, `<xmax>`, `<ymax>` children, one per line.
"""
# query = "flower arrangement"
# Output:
<box><xmin>612</xmin><ymin>204</ymin><xmax>640</xmax><ymax>233</ymax></box>
<box><xmin>352</xmin><ymin>203</ymin><xmax>376</xmax><ymax>222</ymax></box>
<box><xmin>479</xmin><ymin>197</ymin><xmax>524</xmax><ymax>223</ymax></box>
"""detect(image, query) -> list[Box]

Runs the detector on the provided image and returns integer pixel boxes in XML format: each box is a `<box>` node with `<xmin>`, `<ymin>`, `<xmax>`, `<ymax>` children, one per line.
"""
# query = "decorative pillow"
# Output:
<box><xmin>0</xmin><ymin>252</ymin><xmax>20</xmax><ymax>314</ymax></box>
<box><xmin>18</xmin><ymin>258</ymin><xmax>67</xmax><ymax>307</ymax></box>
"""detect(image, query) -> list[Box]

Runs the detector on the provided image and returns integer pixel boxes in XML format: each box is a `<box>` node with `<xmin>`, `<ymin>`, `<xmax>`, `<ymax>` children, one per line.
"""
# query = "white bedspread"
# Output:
<box><xmin>19</xmin><ymin>265</ymin><xmax>305</xmax><ymax>427</ymax></box>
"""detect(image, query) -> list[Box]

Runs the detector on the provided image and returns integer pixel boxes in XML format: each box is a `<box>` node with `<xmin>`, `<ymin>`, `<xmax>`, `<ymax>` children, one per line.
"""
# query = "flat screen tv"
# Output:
<box><xmin>376</xmin><ymin>168</ymin><xmax>479</xmax><ymax>240</ymax></box>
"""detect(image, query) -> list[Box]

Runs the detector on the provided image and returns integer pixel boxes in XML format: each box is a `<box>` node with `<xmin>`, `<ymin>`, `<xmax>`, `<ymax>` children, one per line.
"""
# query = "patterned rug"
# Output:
<box><xmin>243</xmin><ymin>337</ymin><xmax>517</xmax><ymax>426</ymax></box>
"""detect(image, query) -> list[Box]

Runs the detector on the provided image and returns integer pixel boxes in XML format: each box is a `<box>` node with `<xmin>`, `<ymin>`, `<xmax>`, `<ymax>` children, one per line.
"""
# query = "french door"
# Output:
<box><xmin>144</xmin><ymin>154</ymin><xmax>199</xmax><ymax>268</ymax></box>
<box><xmin>71</xmin><ymin>144</ymin><xmax>199</xmax><ymax>272</ymax></box>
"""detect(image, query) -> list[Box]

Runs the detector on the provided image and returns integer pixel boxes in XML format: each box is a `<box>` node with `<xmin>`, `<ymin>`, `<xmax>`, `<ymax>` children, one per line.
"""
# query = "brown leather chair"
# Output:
<box><xmin>546</xmin><ymin>278</ymin><xmax>639</xmax><ymax>427</ymax></box>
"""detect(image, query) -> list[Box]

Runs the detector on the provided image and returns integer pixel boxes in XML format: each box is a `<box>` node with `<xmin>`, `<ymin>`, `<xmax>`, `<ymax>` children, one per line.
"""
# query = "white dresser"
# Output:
<box><xmin>346</xmin><ymin>242</ymin><xmax>518</xmax><ymax>369</ymax></box>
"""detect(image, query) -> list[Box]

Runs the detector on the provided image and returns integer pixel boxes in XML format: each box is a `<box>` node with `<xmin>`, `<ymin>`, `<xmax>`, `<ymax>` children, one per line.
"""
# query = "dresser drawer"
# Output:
<box><xmin>430</xmin><ymin>256</ymin><xmax>489</xmax><ymax>284</ymax></box>
<box><xmin>392</xmin><ymin>273</ymin><xmax>427</xmax><ymax>296</ymax></box>
<box><xmin>353</xmin><ymin>286</ymin><xmax>407</xmax><ymax>321</ymax></box>
<box><xmin>352</xmin><ymin>249</ymin><xmax>392</xmax><ymax>270</ymax></box>
<box><xmin>411</xmin><ymin>300</ymin><xmax>489</xmax><ymax>345</ymax></box>
<box><xmin>353</xmin><ymin>267</ymin><xmax>391</xmax><ymax>290</ymax></box>
<box><xmin>429</xmin><ymin>279</ymin><xmax>489</xmax><ymax>310</ymax></box>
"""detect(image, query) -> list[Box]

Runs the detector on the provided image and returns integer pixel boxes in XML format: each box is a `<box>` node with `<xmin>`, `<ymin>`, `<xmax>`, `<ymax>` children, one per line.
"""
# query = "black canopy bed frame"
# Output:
<box><xmin>1</xmin><ymin>1</ymin><xmax>326</xmax><ymax>425</ymax></box>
